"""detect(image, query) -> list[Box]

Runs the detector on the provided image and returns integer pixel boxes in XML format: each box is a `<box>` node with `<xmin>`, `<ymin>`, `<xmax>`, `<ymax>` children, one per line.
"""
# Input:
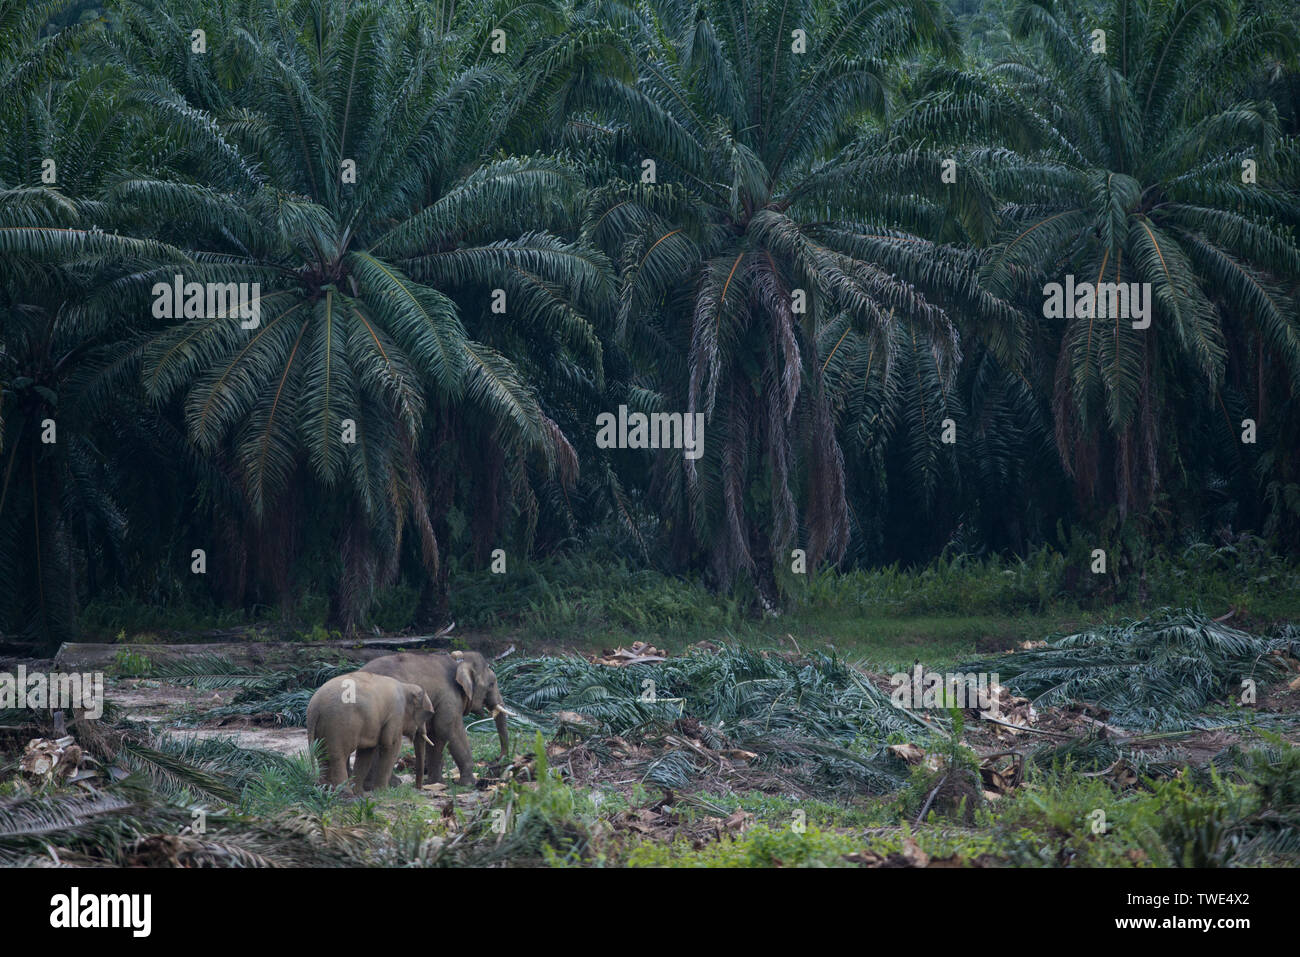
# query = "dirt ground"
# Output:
<box><xmin>110</xmin><ymin>679</ymin><xmax>310</xmax><ymax>757</ymax></box>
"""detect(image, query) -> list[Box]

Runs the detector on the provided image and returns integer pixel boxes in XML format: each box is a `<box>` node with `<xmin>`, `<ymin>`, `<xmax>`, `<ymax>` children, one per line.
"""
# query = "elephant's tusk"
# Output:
<box><xmin>422</xmin><ymin>732</ymin><xmax>436</xmax><ymax>748</ymax></box>
<box><xmin>491</xmin><ymin>704</ymin><xmax>518</xmax><ymax>718</ymax></box>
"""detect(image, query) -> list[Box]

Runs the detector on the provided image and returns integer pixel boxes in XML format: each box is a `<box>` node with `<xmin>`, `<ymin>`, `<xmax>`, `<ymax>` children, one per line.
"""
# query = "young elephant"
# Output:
<box><xmin>306</xmin><ymin>671</ymin><xmax>435</xmax><ymax>795</ymax></box>
<box><xmin>361</xmin><ymin>650</ymin><xmax>509</xmax><ymax>788</ymax></box>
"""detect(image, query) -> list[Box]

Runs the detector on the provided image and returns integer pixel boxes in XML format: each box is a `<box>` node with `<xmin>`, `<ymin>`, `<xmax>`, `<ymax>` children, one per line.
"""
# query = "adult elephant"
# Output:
<box><xmin>361</xmin><ymin>650</ymin><xmax>509</xmax><ymax>788</ymax></box>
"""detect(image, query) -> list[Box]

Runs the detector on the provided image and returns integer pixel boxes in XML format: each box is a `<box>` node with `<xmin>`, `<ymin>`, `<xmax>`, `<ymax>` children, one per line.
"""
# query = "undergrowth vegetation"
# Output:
<box><xmin>6</xmin><ymin>609</ymin><xmax>1299</xmax><ymax>867</ymax></box>
<box><xmin>82</xmin><ymin>545</ymin><xmax>1300</xmax><ymax>654</ymax></box>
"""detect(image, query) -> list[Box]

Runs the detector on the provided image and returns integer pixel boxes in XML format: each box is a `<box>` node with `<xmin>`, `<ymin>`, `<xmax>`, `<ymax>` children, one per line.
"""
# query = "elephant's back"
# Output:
<box><xmin>359</xmin><ymin>655</ymin><xmax>402</xmax><ymax>678</ymax></box>
<box><xmin>306</xmin><ymin>674</ymin><xmax>350</xmax><ymax>737</ymax></box>
<box><xmin>362</xmin><ymin>652</ymin><xmax>451</xmax><ymax>691</ymax></box>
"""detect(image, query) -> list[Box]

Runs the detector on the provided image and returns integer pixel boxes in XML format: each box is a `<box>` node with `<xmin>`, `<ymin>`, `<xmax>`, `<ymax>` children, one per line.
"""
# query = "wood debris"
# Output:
<box><xmin>845</xmin><ymin>838</ymin><xmax>996</xmax><ymax>868</ymax></box>
<box><xmin>887</xmin><ymin>742</ymin><xmax>927</xmax><ymax>765</ymax></box>
<box><xmin>608</xmin><ymin>803</ymin><xmax>751</xmax><ymax>846</ymax></box>
<box><xmin>21</xmin><ymin>735</ymin><xmax>83</xmax><ymax>783</ymax></box>
<box><xmin>588</xmin><ymin>641</ymin><xmax>667</xmax><ymax>666</ymax></box>
<box><xmin>979</xmin><ymin>751</ymin><xmax>1024</xmax><ymax>795</ymax></box>
<box><xmin>1268</xmin><ymin>649</ymin><xmax>1300</xmax><ymax>672</ymax></box>
<box><xmin>979</xmin><ymin>684</ymin><xmax>1037</xmax><ymax>728</ymax></box>
<box><xmin>887</xmin><ymin>742</ymin><xmax>950</xmax><ymax>773</ymax></box>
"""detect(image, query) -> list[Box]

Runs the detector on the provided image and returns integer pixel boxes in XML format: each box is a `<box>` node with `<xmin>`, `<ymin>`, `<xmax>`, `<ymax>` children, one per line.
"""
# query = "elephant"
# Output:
<box><xmin>306</xmin><ymin>671</ymin><xmax>435</xmax><ymax>795</ymax></box>
<box><xmin>361</xmin><ymin>650</ymin><xmax>510</xmax><ymax>788</ymax></box>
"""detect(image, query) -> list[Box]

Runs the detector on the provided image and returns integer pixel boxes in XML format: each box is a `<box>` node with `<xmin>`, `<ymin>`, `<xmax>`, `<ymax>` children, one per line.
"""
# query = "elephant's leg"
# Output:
<box><xmin>371</xmin><ymin>735</ymin><xmax>401</xmax><ymax>793</ymax></box>
<box><xmin>447</xmin><ymin>724</ymin><xmax>476</xmax><ymax>787</ymax></box>
<box><xmin>426</xmin><ymin>736</ymin><xmax>447</xmax><ymax>784</ymax></box>
<box><xmin>362</xmin><ymin>757</ymin><xmax>383</xmax><ymax>791</ymax></box>
<box><xmin>322</xmin><ymin>742</ymin><xmax>349</xmax><ymax>786</ymax></box>
<box><xmin>352</xmin><ymin>747</ymin><xmax>377</xmax><ymax>796</ymax></box>
<box><xmin>362</xmin><ymin>750</ymin><xmax>395</xmax><ymax>791</ymax></box>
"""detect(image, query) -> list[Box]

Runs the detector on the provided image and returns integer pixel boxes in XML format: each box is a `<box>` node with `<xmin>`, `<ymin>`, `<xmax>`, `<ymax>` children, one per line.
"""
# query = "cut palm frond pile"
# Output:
<box><xmin>964</xmin><ymin>612</ymin><xmax>1300</xmax><ymax>732</ymax></box>
<box><xmin>201</xmin><ymin>690</ymin><xmax>320</xmax><ymax>727</ymax></box>
<box><xmin>497</xmin><ymin>646</ymin><xmax>934</xmax><ymax>796</ymax></box>
<box><xmin>1022</xmin><ymin>735</ymin><xmax>1191</xmax><ymax>778</ymax></box>
<box><xmin>0</xmin><ymin>776</ymin><xmax>383</xmax><ymax>867</ymax></box>
<box><xmin>0</xmin><ymin>712</ymin><xmax>388</xmax><ymax>866</ymax></box>
<box><xmin>70</xmin><ymin>716</ymin><xmax>298</xmax><ymax>802</ymax></box>
<box><xmin>150</xmin><ymin>656</ymin><xmax>354</xmax><ymax>726</ymax></box>
<box><xmin>146</xmin><ymin>655</ymin><xmax>353</xmax><ymax>695</ymax></box>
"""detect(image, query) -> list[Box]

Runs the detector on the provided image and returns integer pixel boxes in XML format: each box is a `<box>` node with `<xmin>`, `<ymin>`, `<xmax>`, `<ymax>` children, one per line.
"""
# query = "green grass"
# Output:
<box><xmin>440</xmin><ymin>543</ymin><xmax>1300</xmax><ymax>664</ymax></box>
<box><xmin>75</xmin><ymin>543</ymin><xmax>1300</xmax><ymax>663</ymax></box>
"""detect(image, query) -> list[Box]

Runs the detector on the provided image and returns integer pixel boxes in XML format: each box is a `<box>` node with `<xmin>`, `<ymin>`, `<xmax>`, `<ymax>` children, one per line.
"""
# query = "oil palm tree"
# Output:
<box><xmin>0</xmin><ymin>9</ymin><xmax>201</xmax><ymax>646</ymax></box>
<box><xmin>909</xmin><ymin>0</ymin><xmax>1300</xmax><ymax>519</ymax></box>
<box><xmin>102</xmin><ymin>0</ymin><xmax>612</xmax><ymax>625</ymax></box>
<box><xmin>579</xmin><ymin>0</ymin><xmax>1014</xmax><ymax>599</ymax></box>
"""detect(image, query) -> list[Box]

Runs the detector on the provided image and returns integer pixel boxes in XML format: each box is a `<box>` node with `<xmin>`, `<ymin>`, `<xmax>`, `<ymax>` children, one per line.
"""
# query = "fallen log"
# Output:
<box><xmin>348</xmin><ymin>621</ymin><xmax>457</xmax><ymax>650</ymax></box>
<box><xmin>54</xmin><ymin>634</ymin><xmax>454</xmax><ymax>671</ymax></box>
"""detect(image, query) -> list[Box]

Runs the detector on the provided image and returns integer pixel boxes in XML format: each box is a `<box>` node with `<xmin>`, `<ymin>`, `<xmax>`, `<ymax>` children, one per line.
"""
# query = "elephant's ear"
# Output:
<box><xmin>407</xmin><ymin>686</ymin><xmax>428</xmax><ymax>717</ymax></box>
<box><xmin>455</xmin><ymin>661</ymin><xmax>474</xmax><ymax>713</ymax></box>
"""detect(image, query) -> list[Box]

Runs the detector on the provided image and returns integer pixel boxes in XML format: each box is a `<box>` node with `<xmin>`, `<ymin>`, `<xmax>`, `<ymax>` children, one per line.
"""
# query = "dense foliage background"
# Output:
<box><xmin>2</xmin><ymin>0</ymin><xmax>1297</xmax><ymax>648</ymax></box>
